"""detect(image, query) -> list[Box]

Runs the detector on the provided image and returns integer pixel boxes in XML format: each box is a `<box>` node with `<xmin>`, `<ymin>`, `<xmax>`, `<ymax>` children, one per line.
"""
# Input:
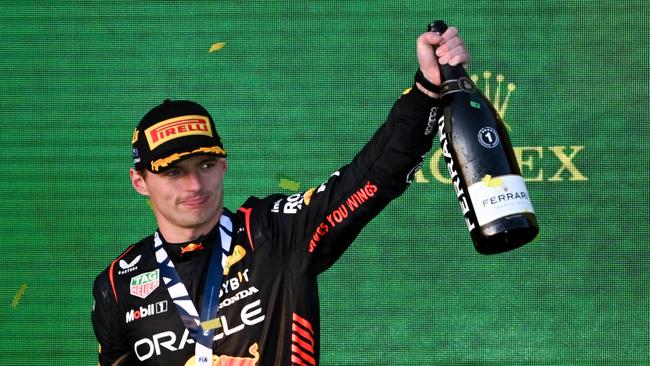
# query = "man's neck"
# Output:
<box><xmin>157</xmin><ymin>212</ymin><xmax>222</xmax><ymax>244</ymax></box>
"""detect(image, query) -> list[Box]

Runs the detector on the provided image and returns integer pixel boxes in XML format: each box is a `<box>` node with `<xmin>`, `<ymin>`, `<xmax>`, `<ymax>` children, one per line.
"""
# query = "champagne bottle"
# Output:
<box><xmin>428</xmin><ymin>20</ymin><xmax>538</xmax><ymax>254</ymax></box>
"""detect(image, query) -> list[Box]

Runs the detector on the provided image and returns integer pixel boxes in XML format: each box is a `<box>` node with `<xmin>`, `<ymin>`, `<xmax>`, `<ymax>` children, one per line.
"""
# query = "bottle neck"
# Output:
<box><xmin>439</xmin><ymin>63</ymin><xmax>469</xmax><ymax>81</ymax></box>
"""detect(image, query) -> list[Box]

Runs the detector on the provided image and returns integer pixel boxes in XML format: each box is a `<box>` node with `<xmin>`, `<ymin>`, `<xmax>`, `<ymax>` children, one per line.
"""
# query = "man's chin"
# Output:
<box><xmin>179</xmin><ymin>208</ymin><xmax>221</xmax><ymax>229</ymax></box>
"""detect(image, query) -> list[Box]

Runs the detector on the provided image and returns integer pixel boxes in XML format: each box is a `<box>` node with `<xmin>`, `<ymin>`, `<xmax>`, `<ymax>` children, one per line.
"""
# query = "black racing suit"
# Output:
<box><xmin>92</xmin><ymin>85</ymin><xmax>437</xmax><ymax>365</ymax></box>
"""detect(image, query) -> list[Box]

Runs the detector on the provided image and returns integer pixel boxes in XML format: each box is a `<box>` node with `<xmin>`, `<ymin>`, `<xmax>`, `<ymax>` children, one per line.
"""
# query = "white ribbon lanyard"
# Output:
<box><xmin>153</xmin><ymin>213</ymin><xmax>232</xmax><ymax>366</ymax></box>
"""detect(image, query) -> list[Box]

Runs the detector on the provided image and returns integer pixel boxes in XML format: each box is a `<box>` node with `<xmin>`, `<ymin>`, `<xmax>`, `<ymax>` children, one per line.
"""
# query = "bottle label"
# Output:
<box><xmin>477</xmin><ymin>127</ymin><xmax>500</xmax><ymax>148</ymax></box>
<box><xmin>468</xmin><ymin>174</ymin><xmax>534</xmax><ymax>226</ymax></box>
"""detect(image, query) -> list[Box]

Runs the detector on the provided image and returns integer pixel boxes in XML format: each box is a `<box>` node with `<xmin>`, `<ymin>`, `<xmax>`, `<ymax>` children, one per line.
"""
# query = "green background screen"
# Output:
<box><xmin>1</xmin><ymin>1</ymin><xmax>648</xmax><ymax>365</ymax></box>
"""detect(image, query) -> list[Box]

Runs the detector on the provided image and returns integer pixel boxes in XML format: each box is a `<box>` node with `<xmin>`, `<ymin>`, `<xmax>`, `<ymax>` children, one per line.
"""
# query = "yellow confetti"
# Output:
<box><xmin>482</xmin><ymin>174</ymin><xmax>503</xmax><ymax>188</ymax></box>
<box><xmin>303</xmin><ymin>188</ymin><xmax>315</xmax><ymax>206</ymax></box>
<box><xmin>209</xmin><ymin>42</ymin><xmax>226</xmax><ymax>53</ymax></box>
<box><xmin>201</xmin><ymin>318</ymin><xmax>222</xmax><ymax>331</ymax></box>
<box><xmin>146</xmin><ymin>199</ymin><xmax>154</xmax><ymax>211</ymax></box>
<box><xmin>279</xmin><ymin>178</ymin><xmax>300</xmax><ymax>191</ymax></box>
<box><xmin>11</xmin><ymin>284</ymin><xmax>28</xmax><ymax>308</ymax></box>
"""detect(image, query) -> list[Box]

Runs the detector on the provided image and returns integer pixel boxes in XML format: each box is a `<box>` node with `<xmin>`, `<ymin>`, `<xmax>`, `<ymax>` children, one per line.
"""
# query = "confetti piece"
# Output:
<box><xmin>201</xmin><ymin>318</ymin><xmax>222</xmax><ymax>331</ymax></box>
<box><xmin>482</xmin><ymin>174</ymin><xmax>503</xmax><ymax>188</ymax></box>
<box><xmin>303</xmin><ymin>188</ymin><xmax>315</xmax><ymax>206</ymax></box>
<box><xmin>11</xmin><ymin>284</ymin><xmax>28</xmax><ymax>308</ymax></box>
<box><xmin>209</xmin><ymin>42</ymin><xmax>226</xmax><ymax>53</ymax></box>
<box><xmin>279</xmin><ymin>178</ymin><xmax>300</xmax><ymax>191</ymax></box>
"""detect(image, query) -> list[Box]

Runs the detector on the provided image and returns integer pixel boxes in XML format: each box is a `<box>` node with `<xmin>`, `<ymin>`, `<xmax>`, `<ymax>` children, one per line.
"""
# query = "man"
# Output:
<box><xmin>92</xmin><ymin>26</ymin><xmax>470</xmax><ymax>365</ymax></box>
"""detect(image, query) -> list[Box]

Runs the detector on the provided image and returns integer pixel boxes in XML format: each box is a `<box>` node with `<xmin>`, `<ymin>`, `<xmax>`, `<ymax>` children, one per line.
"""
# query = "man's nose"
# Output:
<box><xmin>183</xmin><ymin>171</ymin><xmax>203</xmax><ymax>191</ymax></box>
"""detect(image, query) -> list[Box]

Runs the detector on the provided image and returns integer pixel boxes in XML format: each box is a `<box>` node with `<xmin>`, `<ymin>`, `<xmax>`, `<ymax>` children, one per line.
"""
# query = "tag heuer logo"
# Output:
<box><xmin>130</xmin><ymin>269</ymin><xmax>160</xmax><ymax>299</ymax></box>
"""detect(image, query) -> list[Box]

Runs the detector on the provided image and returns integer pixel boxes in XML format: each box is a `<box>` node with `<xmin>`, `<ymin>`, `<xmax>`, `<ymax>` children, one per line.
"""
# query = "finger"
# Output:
<box><xmin>438</xmin><ymin>46</ymin><xmax>467</xmax><ymax>64</ymax></box>
<box><xmin>448</xmin><ymin>52</ymin><xmax>471</xmax><ymax>67</ymax></box>
<box><xmin>417</xmin><ymin>31</ymin><xmax>443</xmax><ymax>48</ymax></box>
<box><xmin>438</xmin><ymin>53</ymin><xmax>470</xmax><ymax>66</ymax></box>
<box><xmin>440</xmin><ymin>26</ymin><xmax>459</xmax><ymax>42</ymax></box>
<box><xmin>435</xmin><ymin>37</ymin><xmax>463</xmax><ymax>57</ymax></box>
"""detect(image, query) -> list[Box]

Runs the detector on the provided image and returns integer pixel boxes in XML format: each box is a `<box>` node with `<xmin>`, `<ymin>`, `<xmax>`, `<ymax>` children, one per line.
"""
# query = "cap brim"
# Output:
<box><xmin>148</xmin><ymin>146</ymin><xmax>227</xmax><ymax>172</ymax></box>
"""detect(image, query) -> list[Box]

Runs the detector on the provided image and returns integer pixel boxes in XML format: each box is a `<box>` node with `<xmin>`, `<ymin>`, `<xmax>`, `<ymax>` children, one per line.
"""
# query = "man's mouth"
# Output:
<box><xmin>179</xmin><ymin>195</ymin><xmax>210</xmax><ymax>208</ymax></box>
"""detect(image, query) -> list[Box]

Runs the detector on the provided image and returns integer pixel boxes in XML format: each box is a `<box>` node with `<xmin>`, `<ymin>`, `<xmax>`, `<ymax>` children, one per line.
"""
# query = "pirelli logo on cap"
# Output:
<box><xmin>145</xmin><ymin>115</ymin><xmax>213</xmax><ymax>150</ymax></box>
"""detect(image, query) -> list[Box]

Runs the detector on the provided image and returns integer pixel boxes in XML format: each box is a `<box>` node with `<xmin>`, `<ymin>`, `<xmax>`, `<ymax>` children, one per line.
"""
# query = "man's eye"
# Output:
<box><xmin>200</xmin><ymin>161</ymin><xmax>216</xmax><ymax>169</ymax></box>
<box><xmin>164</xmin><ymin>169</ymin><xmax>182</xmax><ymax>177</ymax></box>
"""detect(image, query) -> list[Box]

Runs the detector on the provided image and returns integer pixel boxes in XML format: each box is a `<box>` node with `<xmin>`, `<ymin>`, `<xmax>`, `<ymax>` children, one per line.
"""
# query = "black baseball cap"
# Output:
<box><xmin>131</xmin><ymin>99</ymin><xmax>227</xmax><ymax>172</ymax></box>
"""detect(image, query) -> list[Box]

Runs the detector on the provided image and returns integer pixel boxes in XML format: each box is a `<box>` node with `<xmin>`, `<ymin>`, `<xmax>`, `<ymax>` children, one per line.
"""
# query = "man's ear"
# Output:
<box><xmin>130</xmin><ymin>168</ymin><xmax>150</xmax><ymax>196</ymax></box>
<box><xmin>220</xmin><ymin>158</ymin><xmax>228</xmax><ymax>173</ymax></box>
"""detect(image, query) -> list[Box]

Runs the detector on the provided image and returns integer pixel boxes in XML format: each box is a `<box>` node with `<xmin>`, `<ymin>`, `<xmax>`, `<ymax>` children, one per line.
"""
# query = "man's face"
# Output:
<box><xmin>130</xmin><ymin>155</ymin><xmax>227</xmax><ymax>240</ymax></box>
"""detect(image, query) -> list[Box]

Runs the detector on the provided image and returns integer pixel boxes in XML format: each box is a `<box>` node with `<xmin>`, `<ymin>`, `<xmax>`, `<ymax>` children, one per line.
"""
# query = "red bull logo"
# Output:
<box><xmin>184</xmin><ymin>343</ymin><xmax>259</xmax><ymax>366</ymax></box>
<box><xmin>181</xmin><ymin>242</ymin><xmax>205</xmax><ymax>255</ymax></box>
<box><xmin>145</xmin><ymin>115</ymin><xmax>213</xmax><ymax>150</ymax></box>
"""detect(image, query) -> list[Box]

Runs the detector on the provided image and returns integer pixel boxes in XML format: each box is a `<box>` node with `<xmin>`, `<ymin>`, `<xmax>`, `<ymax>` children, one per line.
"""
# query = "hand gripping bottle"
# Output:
<box><xmin>428</xmin><ymin>20</ymin><xmax>538</xmax><ymax>254</ymax></box>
